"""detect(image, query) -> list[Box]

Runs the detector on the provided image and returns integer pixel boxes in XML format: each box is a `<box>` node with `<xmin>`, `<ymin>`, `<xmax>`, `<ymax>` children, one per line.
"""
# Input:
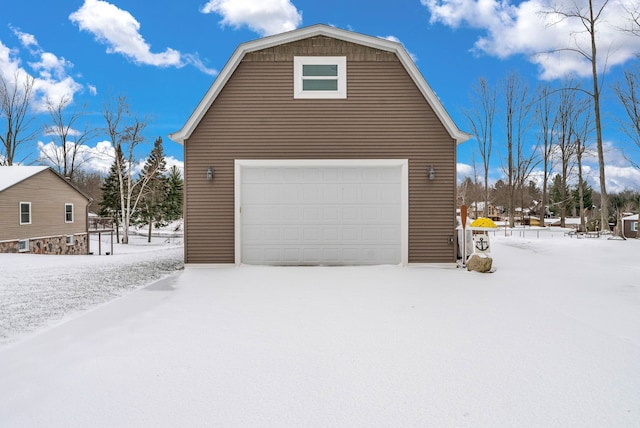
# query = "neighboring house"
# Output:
<box><xmin>469</xmin><ymin>202</ymin><xmax>502</xmax><ymax>221</ymax></box>
<box><xmin>622</xmin><ymin>214</ymin><xmax>638</xmax><ymax>239</ymax></box>
<box><xmin>0</xmin><ymin>166</ymin><xmax>91</xmax><ymax>254</ymax></box>
<box><xmin>170</xmin><ymin>24</ymin><xmax>470</xmax><ymax>266</ymax></box>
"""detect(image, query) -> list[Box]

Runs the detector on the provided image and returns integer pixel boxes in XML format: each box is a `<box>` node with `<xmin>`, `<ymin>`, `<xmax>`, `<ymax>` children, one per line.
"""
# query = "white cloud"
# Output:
<box><xmin>602</xmin><ymin>164</ymin><xmax>640</xmax><ymax>192</ymax></box>
<box><xmin>421</xmin><ymin>0</ymin><xmax>640</xmax><ymax>80</ymax></box>
<box><xmin>38</xmin><ymin>140</ymin><xmax>114</xmax><ymax>174</ymax></box>
<box><xmin>38</xmin><ymin>139</ymin><xmax>184</xmax><ymax>177</ymax></box>
<box><xmin>200</xmin><ymin>0</ymin><xmax>302</xmax><ymax>36</ymax></box>
<box><xmin>69</xmin><ymin>0</ymin><xmax>181</xmax><ymax>67</ymax></box>
<box><xmin>0</xmin><ymin>30</ymin><xmax>84</xmax><ymax>112</ymax></box>
<box><xmin>69</xmin><ymin>0</ymin><xmax>217</xmax><ymax>75</ymax></box>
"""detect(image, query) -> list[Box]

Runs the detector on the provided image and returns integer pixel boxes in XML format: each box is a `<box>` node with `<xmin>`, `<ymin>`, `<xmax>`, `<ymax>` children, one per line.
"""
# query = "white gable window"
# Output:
<box><xmin>65</xmin><ymin>203</ymin><xmax>74</xmax><ymax>223</ymax></box>
<box><xmin>294</xmin><ymin>56</ymin><xmax>347</xmax><ymax>99</ymax></box>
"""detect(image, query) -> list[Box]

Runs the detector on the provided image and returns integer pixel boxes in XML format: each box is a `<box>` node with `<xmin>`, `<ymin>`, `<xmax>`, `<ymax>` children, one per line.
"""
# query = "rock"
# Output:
<box><xmin>467</xmin><ymin>254</ymin><xmax>493</xmax><ymax>273</ymax></box>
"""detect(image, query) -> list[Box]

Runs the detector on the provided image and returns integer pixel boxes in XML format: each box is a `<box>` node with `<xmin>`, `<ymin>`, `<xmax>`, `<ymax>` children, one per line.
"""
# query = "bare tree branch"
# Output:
<box><xmin>0</xmin><ymin>72</ymin><xmax>37</xmax><ymax>165</ymax></box>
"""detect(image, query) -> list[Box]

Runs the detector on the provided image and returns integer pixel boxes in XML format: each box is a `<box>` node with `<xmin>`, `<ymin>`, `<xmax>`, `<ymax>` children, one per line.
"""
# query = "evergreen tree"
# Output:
<box><xmin>137</xmin><ymin>137</ymin><xmax>168</xmax><ymax>242</ymax></box>
<box><xmin>572</xmin><ymin>182</ymin><xmax>593</xmax><ymax>216</ymax></box>
<box><xmin>99</xmin><ymin>146</ymin><xmax>125</xmax><ymax>242</ymax></box>
<box><xmin>163</xmin><ymin>165</ymin><xmax>183</xmax><ymax>221</ymax></box>
<box><xmin>549</xmin><ymin>174</ymin><xmax>571</xmax><ymax>219</ymax></box>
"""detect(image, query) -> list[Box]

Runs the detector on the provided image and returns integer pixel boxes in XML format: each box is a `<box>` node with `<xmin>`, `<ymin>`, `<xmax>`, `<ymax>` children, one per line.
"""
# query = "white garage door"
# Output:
<box><xmin>238</xmin><ymin>160</ymin><xmax>406</xmax><ymax>265</ymax></box>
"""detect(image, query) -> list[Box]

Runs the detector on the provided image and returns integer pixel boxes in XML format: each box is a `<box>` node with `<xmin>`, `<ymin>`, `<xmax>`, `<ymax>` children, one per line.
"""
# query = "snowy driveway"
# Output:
<box><xmin>0</xmin><ymin>235</ymin><xmax>639</xmax><ymax>427</ymax></box>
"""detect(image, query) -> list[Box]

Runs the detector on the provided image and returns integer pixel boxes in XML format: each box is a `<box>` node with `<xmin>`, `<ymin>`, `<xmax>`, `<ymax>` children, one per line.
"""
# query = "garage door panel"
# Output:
<box><xmin>241</xmin><ymin>164</ymin><xmax>403</xmax><ymax>265</ymax></box>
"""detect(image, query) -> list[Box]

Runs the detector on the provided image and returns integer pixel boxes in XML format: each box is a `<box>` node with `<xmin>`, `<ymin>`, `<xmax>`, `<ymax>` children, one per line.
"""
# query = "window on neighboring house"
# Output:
<box><xmin>294</xmin><ymin>56</ymin><xmax>346</xmax><ymax>99</ymax></box>
<box><xmin>18</xmin><ymin>239</ymin><xmax>29</xmax><ymax>252</ymax></box>
<box><xmin>65</xmin><ymin>203</ymin><xmax>74</xmax><ymax>223</ymax></box>
<box><xmin>632</xmin><ymin>221</ymin><xmax>638</xmax><ymax>232</ymax></box>
<box><xmin>19</xmin><ymin>202</ymin><xmax>31</xmax><ymax>225</ymax></box>
<box><xmin>66</xmin><ymin>235</ymin><xmax>74</xmax><ymax>245</ymax></box>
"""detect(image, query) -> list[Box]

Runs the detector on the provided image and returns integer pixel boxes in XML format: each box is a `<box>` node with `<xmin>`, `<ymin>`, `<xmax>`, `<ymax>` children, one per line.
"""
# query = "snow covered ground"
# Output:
<box><xmin>0</xmin><ymin>233</ymin><xmax>184</xmax><ymax>345</ymax></box>
<box><xmin>0</xmin><ymin>232</ymin><xmax>639</xmax><ymax>427</ymax></box>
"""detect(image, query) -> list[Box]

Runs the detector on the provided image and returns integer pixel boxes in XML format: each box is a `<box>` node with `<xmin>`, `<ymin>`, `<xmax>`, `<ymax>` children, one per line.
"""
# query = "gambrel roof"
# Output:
<box><xmin>169</xmin><ymin>24</ymin><xmax>471</xmax><ymax>145</ymax></box>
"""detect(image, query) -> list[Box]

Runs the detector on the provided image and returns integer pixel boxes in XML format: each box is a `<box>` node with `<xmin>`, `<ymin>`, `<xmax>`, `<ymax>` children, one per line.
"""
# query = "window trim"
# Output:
<box><xmin>65</xmin><ymin>203</ymin><xmax>74</xmax><ymax>223</ymax></box>
<box><xmin>66</xmin><ymin>235</ymin><xmax>74</xmax><ymax>246</ymax></box>
<box><xmin>19</xmin><ymin>202</ymin><xmax>31</xmax><ymax>225</ymax></box>
<box><xmin>294</xmin><ymin>56</ymin><xmax>347</xmax><ymax>99</ymax></box>
<box><xmin>632</xmin><ymin>221</ymin><xmax>638</xmax><ymax>232</ymax></box>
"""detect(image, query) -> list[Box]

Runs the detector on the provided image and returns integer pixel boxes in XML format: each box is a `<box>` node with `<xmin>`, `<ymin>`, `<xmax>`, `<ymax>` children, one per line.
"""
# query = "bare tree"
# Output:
<box><xmin>102</xmin><ymin>95</ymin><xmax>155</xmax><ymax>244</ymax></box>
<box><xmin>573</xmin><ymin>107</ymin><xmax>594</xmax><ymax>232</ymax></box>
<box><xmin>544</xmin><ymin>0</ymin><xmax>612</xmax><ymax>230</ymax></box>
<box><xmin>501</xmin><ymin>72</ymin><xmax>536</xmax><ymax>227</ymax></box>
<box><xmin>465</xmin><ymin>78</ymin><xmax>496</xmax><ymax>218</ymax></box>
<box><xmin>553</xmin><ymin>87</ymin><xmax>578</xmax><ymax>227</ymax></box>
<box><xmin>613</xmin><ymin>65</ymin><xmax>640</xmax><ymax>171</ymax></box>
<box><xmin>0</xmin><ymin>72</ymin><xmax>37</xmax><ymax>165</ymax></box>
<box><xmin>534</xmin><ymin>84</ymin><xmax>557</xmax><ymax>222</ymax></box>
<box><xmin>621</xmin><ymin>1</ymin><xmax>640</xmax><ymax>35</ymax></box>
<box><xmin>39</xmin><ymin>96</ymin><xmax>97</xmax><ymax>180</ymax></box>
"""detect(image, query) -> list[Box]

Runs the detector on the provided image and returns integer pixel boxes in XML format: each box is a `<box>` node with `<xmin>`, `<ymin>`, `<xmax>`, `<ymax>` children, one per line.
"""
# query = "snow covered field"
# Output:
<box><xmin>0</xmin><ymin>234</ymin><xmax>184</xmax><ymax>345</ymax></box>
<box><xmin>0</xmin><ymin>232</ymin><xmax>639</xmax><ymax>427</ymax></box>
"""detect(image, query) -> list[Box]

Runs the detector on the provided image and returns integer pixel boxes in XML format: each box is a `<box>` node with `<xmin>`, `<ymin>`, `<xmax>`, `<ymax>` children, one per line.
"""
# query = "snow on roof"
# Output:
<box><xmin>622</xmin><ymin>214</ymin><xmax>639</xmax><ymax>221</ymax></box>
<box><xmin>0</xmin><ymin>166</ymin><xmax>48</xmax><ymax>192</ymax></box>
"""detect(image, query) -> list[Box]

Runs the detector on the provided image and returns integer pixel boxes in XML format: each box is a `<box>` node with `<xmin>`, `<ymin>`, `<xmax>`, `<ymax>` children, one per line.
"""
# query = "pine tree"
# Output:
<box><xmin>549</xmin><ymin>174</ymin><xmax>571</xmax><ymax>222</ymax></box>
<box><xmin>163</xmin><ymin>165</ymin><xmax>183</xmax><ymax>221</ymax></box>
<box><xmin>137</xmin><ymin>137</ymin><xmax>168</xmax><ymax>242</ymax></box>
<box><xmin>572</xmin><ymin>182</ymin><xmax>593</xmax><ymax>217</ymax></box>
<box><xmin>99</xmin><ymin>146</ymin><xmax>125</xmax><ymax>242</ymax></box>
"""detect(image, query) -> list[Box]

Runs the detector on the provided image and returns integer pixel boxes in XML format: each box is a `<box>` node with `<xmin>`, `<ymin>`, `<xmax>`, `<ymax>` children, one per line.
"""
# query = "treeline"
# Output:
<box><xmin>459</xmin><ymin>176</ymin><xmax>640</xmax><ymax>231</ymax></box>
<box><xmin>0</xmin><ymin>77</ymin><xmax>183</xmax><ymax>243</ymax></box>
<box><xmin>462</xmin><ymin>62</ymin><xmax>640</xmax><ymax>232</ymax></box>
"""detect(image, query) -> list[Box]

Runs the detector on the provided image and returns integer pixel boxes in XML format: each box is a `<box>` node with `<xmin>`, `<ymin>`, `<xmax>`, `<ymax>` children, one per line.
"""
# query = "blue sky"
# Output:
<box><xmin>2</xmin><ymin>0</ymin><xmax>640</xmax><ymax>192</ymax></box>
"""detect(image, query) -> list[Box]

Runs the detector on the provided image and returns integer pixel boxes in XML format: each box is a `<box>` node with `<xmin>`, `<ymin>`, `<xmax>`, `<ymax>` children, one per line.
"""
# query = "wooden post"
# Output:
<box><xmin>461</xmin><ymin>205</ymin><xmax>468</xmax><ymax>266</ymax></box>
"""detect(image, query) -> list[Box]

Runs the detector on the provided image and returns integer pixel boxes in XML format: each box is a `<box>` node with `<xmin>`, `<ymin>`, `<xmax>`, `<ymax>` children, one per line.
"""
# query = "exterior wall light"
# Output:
<box><xmin>207</xmin><ymin>166</ymin><xmax>215</xmax><ymax>181</ymax></box>
<box><xmin>428</xmin><ymin>165</ymin><xmax>436</xmax><ymax>181</ymax></box>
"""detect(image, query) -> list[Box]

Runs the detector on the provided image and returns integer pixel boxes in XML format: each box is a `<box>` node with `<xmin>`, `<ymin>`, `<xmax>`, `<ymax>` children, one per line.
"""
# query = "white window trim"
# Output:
<box><xmin>19</xmin><ymin>202</ymin><xmax>31</xmax><ymax>225</ymax></box>
<box><xmin>18</xmin><ymin>239</ymin><xmax>29</xmax><ymax>252</ymax></box>
<box><xmin>65</xmin><ymin>203</ymin><xmax>74</xmax><ymax>223</ymax></box>
<box><xmin>66</xmin><ymin>235</ymin><xmax>74</xmax><ymax>245</ymax></box>
<box><xmin>632</xmin><ymin>221</ymin><xmax>638</xmax><ymax>232</ymax></box>
<box><xmin>294</xmin><ymin>56</ymin><xmax>347</xmax><ymax>99</ymax></box>
<box><xmin>234</xmin><ymin>159</ymin><xmax>408</xmax><ymax>266</ymax></box>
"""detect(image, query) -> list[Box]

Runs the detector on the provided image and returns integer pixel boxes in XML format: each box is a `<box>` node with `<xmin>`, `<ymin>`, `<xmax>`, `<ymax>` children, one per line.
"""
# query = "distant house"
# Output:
<box><xmin>0</xmin><ymin>166</ymin><xmax>91</xmax><ymax>254</ymax></box>
<box><xmin>470</xmin><ymin>202</ymin><xmax>502</xmax><ymax>221</ymax></box>
<box><xmin>170</xmin><ymin>24</ymin><xmax>470</xmax><ymax>266</ymax></box>
<box><xmin>622</xmin><ymin>214</ymin><xmax>638</xmax><ymax>239</ymax></box>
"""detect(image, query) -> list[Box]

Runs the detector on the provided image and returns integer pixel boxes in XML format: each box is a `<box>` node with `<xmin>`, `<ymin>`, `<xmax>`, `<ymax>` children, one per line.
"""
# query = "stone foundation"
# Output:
<box><xmin>0</xmin><ymin>234</ymin><xmax>88</xmax><ymax>255</ymax></box>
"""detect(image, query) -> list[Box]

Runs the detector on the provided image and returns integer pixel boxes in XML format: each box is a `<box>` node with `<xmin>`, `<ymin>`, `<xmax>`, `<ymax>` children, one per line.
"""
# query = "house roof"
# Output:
<box><xmin>169</xmin><ymin>24</ymin><xmax>471</xmax><ymax>145</ymax></box>
<box><xmin>0</xmin><ymin>166</ymin><xmax>91</xmax><ymax>201</ymax></box>
<box><xmin>622</xmin><ymin>214</ymin><xmax>639</xmax><ymax>221</ymax></box>
<box><xmin>0</xmin><ymin>166</ymin><xmax>49</xmax><ymax>192</ymax></box>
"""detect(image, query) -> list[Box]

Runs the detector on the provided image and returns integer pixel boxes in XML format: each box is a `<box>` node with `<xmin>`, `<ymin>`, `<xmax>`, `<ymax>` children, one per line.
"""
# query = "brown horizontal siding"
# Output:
<box><xmin>0</xmin><ymin>170</ymin><xmax>89</xmax><ymax>242</ymax></box>
<box><xmin>184</xmin><ymin>37</ymin><xmax>457</xmax><ymax>264</ymax></box>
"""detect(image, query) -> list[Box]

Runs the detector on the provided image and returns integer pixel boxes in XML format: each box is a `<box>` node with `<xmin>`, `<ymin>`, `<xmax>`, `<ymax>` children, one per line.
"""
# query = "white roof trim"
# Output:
<box><xmin>169</xmin><ymin>24</ymin><xmax>471</xmax><ymax>145</ymax></box>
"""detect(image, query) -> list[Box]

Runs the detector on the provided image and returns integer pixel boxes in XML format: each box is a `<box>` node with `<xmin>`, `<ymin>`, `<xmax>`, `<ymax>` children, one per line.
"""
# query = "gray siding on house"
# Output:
<box><xmin>184</xmin><ymin>36</ymin><xmax>457</xmax><ymax>264</ymax></box>
<box><xmin>0</xmin><ymin>169</ymin><xmax>89</xmax><ymax>242</ymax></box>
